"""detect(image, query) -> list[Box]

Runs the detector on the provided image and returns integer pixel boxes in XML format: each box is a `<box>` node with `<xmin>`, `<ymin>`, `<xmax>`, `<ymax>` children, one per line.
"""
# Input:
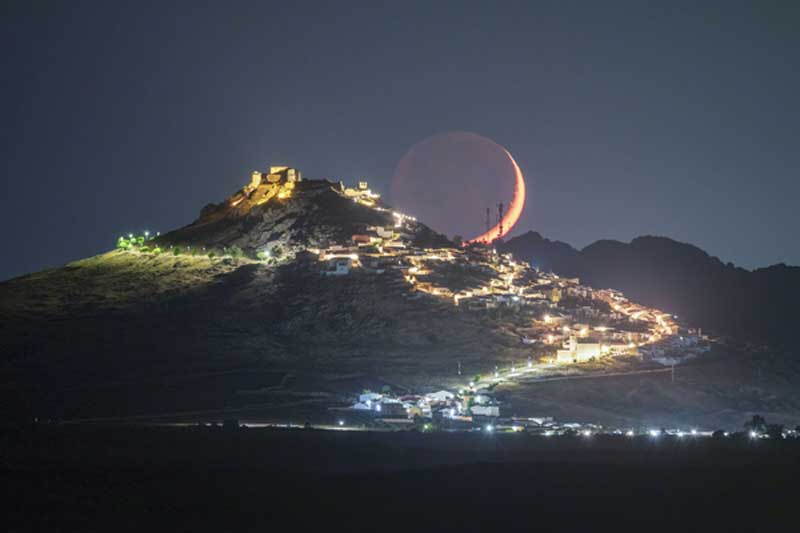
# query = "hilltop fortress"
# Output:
<box><xmin>227</xmin><ymin>165</ymin><xmax>381</xmax><ymax>211</ymax></box>
<box><xmin>229</xmin><ymin>166</ymin><xmax>303</xmax><ymax>208</ymax></box>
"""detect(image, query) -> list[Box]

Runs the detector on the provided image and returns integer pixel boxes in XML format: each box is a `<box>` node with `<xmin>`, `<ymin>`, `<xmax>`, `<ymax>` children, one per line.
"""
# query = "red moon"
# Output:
<box><xmin>466</xmin><ymin>147</ymin><xmax>526</xmax><ymax>244</ymax></box>
<box><xmin>390</xmin><ymin>131</ymin><xmax>527</xmax><ymax>243</ymax></box>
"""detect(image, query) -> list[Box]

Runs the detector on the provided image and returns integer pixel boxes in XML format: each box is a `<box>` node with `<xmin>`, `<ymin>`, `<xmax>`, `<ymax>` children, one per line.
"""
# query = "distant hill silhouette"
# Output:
<box><xmin>502</xmin><ymin>231</ymin><xmax>800</xmax><ymax>346</ymax></box>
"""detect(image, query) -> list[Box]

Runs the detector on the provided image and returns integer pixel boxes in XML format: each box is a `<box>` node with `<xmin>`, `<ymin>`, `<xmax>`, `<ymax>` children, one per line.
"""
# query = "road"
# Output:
<box><xmin>464</xmin><ymin>361</ymin><xmax>676</xmax><ymax>391</ymax></box>
<box><xmin>512</xmin><ymin>366</ymin><xmax>672</xmax><ymax>384</ymax></box>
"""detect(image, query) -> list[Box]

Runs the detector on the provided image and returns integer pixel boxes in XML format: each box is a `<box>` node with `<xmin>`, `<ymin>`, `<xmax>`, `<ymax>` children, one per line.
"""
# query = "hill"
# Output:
<box><xmin>153</xmin><ymin>172</ymin><xmax>450</xmax><ymax>258</ymax></box>
<box><xmin>0</xmin><ymin>169</ymin><xmax>528</xmax><ymax>420</ymax></box>
<box><xmin>2</xmin><ymin>167</ymin><xmax>799</xmax><ymax>429</ymax></box>
<box><xmin>502</xmin><ymin>231</ymin><xmax>800</xmax><ymax>346</ymax></box>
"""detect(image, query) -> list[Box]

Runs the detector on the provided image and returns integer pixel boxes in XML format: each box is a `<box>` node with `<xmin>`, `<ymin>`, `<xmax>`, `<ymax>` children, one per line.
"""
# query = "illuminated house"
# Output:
<box><xmin>321</xmin><ymin>256</ymin><xmax>359</xmax><ymax>276</ymax></box>
<box><xmin>351</xmin><ymin>234</ymin><xmax>374</xmax><ymax>245</ymax></box>
<box><xmin>556</xmin><ymin>336</ymin><xmax>603</xmax><ymax>364</ymax></box>
<box><xmin>342</xmin><ymin>180</ymin><xmax>381</xmax><ymax>206</ymax></box>
<box><xmin>470</xmin><ymin>404</ymin><xmax>500</xmax><ymax>418</ymax></box>
<box><xmin>375</xmin><ymin>227</ymin><xmax>394</xmax><ymax>239</ymax></box>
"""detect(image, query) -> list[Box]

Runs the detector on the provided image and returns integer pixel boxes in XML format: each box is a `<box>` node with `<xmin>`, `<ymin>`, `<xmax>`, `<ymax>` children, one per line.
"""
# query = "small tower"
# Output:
<box><xmin>498</xmin><ymin>202</ymin><xmax>504</xmax><ymax>239</ymax></box>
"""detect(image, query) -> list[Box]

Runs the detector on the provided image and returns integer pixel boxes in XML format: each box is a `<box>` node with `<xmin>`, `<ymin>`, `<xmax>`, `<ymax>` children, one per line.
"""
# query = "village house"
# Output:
<box><xmin>321</xmin><ymin>256</ymin><xmax>359</xmax><ymax>276</ymax></box>
<box><xmin>556</xmin><ymin>336</ymin><xmax>604</xmax><ymax>364</ymax></box>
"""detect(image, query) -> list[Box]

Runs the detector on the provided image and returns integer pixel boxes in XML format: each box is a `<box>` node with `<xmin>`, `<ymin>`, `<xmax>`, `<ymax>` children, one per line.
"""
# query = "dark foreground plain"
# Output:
<box><xmin>2</xmin><ymin>425</ymin><xmax>798</xmax><ymax>532</ymax></box>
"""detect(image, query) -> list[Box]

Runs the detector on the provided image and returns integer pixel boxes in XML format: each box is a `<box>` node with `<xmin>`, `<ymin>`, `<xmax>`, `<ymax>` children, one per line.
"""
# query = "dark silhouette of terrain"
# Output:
<box><xmin>2</xmin><ymin>424</ymin><xmax>798</xmax><ymax>532</ymax></box>
<box><xmin>502</xmin><ymin>231</ymin><xmax>800</xmax><ymax>346</ymax></box>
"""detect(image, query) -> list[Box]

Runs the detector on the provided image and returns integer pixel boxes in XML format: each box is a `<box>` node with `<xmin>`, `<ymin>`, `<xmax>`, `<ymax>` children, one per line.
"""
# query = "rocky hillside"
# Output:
<box><xmin>155</xmin><ymin>178</ymin><xmax>450</xmax><ymax>258</ymax></box>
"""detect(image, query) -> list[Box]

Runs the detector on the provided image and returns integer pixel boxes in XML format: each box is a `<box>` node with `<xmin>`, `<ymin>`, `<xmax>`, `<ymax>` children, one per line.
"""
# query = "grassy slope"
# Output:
<box><xmin>0</xmin><ymin>250</ymin><xmax>247</xmax><ymax>320</ymax></box>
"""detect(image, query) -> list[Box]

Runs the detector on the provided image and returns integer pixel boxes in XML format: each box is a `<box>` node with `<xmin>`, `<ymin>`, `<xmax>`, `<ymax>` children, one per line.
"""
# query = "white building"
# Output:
<box><xmin>322</xmin><ymin>257</ymin><xmax>358</xmax><ymax>276</ymax></box>
<box><xmin>473</xmin><ymin>393</ymin><xmax>493</xmax><ymax>405</ymax></box>
<box><xmin>556</xmin><ymin>336</ymin><xmax>603</xmax><ymax>364</ymax></box>
<box><xmin>359</xmin><ymin>392</ymin><xmax>383</xmax><ymax>404</ymax></box>
<box><xmin>426</xmin><ymin>390</ymin><xmax>455</xmax><ymax>403</ymax></box>
<box><xmin>471</xmin><ymin>405</ymin><xmax>500</xmax><ymax>417</ymax></box>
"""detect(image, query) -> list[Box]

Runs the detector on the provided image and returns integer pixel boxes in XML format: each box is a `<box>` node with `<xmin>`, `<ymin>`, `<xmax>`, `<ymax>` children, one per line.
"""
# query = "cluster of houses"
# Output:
<box><xmin>641</xmin><ymin>332</ymin><xmax>710</xmax><ymax>365</ymax></box>
<box><xmin>342</xmin><ymin>388</ymin><xmax>736</xmax><ymax>437</ymax></box>
<box><xmin>243</xmin><ymin>173</ymin><xmax>696</xmax><ymax>368</ymax></box>
<box><xmin>313</xmin><ymin>199</ymin><xmax>689</xmax><ymax>365</ymax></box>
<box><xmin>342</xmin><ymin>389</ymin><xmax>703</xmax><ymax>437</ymax></box>
<box><xmin>348</xmin><ymin>387</ymin><xmax>502</xmax><ymax>428</ymax></box>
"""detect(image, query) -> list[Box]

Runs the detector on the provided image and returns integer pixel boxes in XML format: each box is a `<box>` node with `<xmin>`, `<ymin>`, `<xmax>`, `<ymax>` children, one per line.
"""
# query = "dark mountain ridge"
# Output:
<box><xmin>502</xmin><ymin>231</ymin><xmax>800</xmax><ymax>346</ymax></box>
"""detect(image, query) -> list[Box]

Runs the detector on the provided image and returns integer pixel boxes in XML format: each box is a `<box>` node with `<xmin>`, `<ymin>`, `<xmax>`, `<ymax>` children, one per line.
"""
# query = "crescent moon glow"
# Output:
<box><xmin>467</xmin><ymin>147</ymin><xmax>526</xmax><ymax>244</ymax></box>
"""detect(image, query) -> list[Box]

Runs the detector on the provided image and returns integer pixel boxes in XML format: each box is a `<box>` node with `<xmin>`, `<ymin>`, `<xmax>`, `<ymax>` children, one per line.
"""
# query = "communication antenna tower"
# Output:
<box><xmin>498</xmin><ymin>202</ymin><xmax>504</xmax><ymax>239</ymax></box>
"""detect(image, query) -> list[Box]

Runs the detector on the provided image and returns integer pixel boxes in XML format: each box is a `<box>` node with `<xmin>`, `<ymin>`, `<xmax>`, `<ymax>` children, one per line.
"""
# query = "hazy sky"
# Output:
<box><xmin>2</xmin><ymin>1</ymin><xmax>798</xmax><ymax>280</ymax></box>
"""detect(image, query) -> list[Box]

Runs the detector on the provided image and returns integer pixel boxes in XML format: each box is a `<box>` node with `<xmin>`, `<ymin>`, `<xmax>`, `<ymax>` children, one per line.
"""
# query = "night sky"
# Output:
<box><xmin>2</xmin><ymin>1</ymin><xmax>798</xmax><ymax>280</ymax></box>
